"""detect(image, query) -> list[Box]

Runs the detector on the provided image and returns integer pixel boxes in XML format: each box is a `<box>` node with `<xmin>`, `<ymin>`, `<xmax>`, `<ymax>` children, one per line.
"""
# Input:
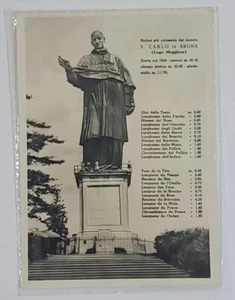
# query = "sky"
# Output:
<box><xmin>24</xmin><ymin>10</ymin><xmax>214</xmax><ymax>241</ymax></box>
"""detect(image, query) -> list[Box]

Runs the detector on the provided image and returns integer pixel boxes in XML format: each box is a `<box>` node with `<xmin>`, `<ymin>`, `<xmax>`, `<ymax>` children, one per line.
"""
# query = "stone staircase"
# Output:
<box><xmin>28</xmin><ymin>254</ymin><xmax>190</xmax><ymax>280</ymax></box>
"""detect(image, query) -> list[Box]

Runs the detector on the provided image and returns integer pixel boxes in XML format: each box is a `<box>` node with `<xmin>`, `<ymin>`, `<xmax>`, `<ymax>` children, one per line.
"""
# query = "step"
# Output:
<box><xmin>30</xmin><ymin>260</ymin><xmax>170</xmax><ymax>266</ymax></box>
<box><xmin>29</xmin><ymin>274</ymin><xmax>189</xmax><ymax>280</ymax></box>
<box><xmin>28</xmin><ymin>254</ymin><xmax>189</xmax><ymax>280</ymax></box>
<box><xmin>29</xmin><ymin>264</ymin><xmax>179</xmax><ymax>270</ymax></box>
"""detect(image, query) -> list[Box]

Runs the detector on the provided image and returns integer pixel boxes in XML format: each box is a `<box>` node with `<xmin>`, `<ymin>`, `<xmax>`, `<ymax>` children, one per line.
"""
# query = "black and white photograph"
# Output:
<box><xmin>16</xmin><ymin>9</ymin><xmax>219</xmax><ymax>288</ymax></box>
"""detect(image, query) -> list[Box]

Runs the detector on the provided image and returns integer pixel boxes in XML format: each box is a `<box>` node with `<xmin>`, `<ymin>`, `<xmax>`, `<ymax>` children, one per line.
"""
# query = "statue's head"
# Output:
<box><xmin>91</xmin><ymin>30</ymin><xmax>105</xmax><ymax>50</ymax></box>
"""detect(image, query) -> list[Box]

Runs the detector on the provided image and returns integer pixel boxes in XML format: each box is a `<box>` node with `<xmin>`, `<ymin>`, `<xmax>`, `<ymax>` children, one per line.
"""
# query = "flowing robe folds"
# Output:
<box><xmin>66</xmin><ymin>49</ymin><xmax>135</xmax><ymax>169</ymax></box>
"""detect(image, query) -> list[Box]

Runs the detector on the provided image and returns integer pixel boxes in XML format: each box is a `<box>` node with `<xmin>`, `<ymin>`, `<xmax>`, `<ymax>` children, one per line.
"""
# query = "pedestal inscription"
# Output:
<box><xmin>87</xmin><ymin>185</ymin><xmax>121</xmax><ymax>226</ymax></box>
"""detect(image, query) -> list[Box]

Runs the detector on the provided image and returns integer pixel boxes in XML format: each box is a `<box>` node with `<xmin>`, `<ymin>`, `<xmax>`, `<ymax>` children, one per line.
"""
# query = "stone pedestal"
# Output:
<box><xmin>74</xmin><ymin>166</ymin><xmax>132</xmax><ymax>254</ymax></box>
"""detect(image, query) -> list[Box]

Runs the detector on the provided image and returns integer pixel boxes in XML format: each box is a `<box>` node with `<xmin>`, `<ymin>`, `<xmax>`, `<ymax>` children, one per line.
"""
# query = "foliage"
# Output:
<box><xmin>27</xmin><ymin>95</ymin><xmax>68</xmax><ymax>236</ymax></box>
<box><xmin>28</xmin><ymin>234</ymin><xmax>50</xmax><ymax>262</ymax></box>
<box><xmin>154</xmin><ymin>227</ymin><xmax>210</xmax><ymax>277</ymax></box>
<box><xmin>38</xmin><ymin>191</ymin><xmax>68</xmax><ymax>236</ymax></box>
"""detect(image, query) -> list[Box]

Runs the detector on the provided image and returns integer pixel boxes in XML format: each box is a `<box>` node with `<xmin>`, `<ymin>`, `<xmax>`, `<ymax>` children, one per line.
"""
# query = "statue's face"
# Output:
<box><xmin>91</xmin><ymin>35</ymin><xmax>105</xmax><ymax>50</ymax></box>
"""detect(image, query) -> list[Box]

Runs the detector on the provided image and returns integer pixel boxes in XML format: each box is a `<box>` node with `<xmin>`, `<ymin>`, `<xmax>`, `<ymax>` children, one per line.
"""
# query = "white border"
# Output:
<box><xmin>0</xmin><ymin>0</ymin><xmax>232</xmax><ymax>299</ymax></box>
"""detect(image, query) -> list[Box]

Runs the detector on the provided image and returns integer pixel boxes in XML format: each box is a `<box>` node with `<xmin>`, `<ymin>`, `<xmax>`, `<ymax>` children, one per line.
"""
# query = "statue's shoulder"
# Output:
<box><xmin>109</xmin><ymin>53</ymin><xmax>123</xmax><ymax>65</ymax></box>
<box><xmin>75</xmin><ymin>54</ymin><xmax>95</xmax><ymax>68</ymax></box>
<box><xmin>78</xmin><ymin>54</ymin><xmax>93</xmax><ymax>64</ymax></box>
<box><xmin>109</xmin><ymin>53</ymin><xmax>120</xmax><ymax>60</ymax></box>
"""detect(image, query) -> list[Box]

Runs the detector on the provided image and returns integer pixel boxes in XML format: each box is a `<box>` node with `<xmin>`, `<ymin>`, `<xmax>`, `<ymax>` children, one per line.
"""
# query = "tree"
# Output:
<box><xmin>154</xmin><ymin>227</ymin><xmax>210</xmax><ymax>277</ymax></box>
<box><xmin>39</xmin><ymin>190</ymin><xmax>69</xmax><ymax>236</ymax></box>
<box><xmin>27</xmin><ymin>95</ymin><xmax>68</xmax><ymax>236</ymax></box>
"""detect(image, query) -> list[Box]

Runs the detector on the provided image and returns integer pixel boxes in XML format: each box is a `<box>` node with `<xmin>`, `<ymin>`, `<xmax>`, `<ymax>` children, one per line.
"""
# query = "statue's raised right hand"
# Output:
<box><xmin>58</xmin><ymin>55</ymin><xmax>72</xmax><ymax>71</ymax></box>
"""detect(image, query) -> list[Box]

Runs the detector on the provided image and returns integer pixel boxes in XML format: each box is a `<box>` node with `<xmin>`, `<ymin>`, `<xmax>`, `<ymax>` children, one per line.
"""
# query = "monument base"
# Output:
<box><xmin>78</xmin><ymin>230</ymin><xmax>135</xmax><ymax>255</ymax></box>
<box><xmin>74</xmin><ymin>165</ymin><xmax>134</xmax><ymax>254</ymax></box>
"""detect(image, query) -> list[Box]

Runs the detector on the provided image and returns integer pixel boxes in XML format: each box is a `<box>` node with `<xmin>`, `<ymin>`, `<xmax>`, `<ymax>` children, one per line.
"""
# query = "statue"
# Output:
<box><xmin>58</xmin><ymin>30</ymin><xmax>136</xmax><ymax>170</ymax></box>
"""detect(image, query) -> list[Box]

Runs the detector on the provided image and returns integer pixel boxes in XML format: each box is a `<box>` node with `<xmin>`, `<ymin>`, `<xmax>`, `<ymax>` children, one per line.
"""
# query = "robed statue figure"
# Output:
<box><xmin>58</xmin><ymin>30</ymin><xmax>136</xmax><ymax>170</ymax></box>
